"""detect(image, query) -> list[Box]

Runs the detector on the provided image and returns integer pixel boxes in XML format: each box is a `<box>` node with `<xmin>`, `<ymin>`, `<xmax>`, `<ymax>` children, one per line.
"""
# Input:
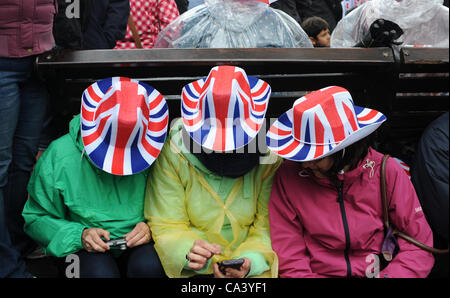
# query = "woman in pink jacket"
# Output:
<box><xmin>266</xmin><ymin>86</ymin><xmax>434</xmax><ymax>278</ymax></box>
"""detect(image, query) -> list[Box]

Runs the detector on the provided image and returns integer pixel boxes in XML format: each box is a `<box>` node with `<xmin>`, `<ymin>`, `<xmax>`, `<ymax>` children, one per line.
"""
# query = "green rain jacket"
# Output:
<box><xmin>22</xmin><ymin>115</ymin><xmax>148</xmax><ymax>257</ymax></box>
<box><xmin>145</xmin><ymin>119</ymin><xmax>282</xmax><ymax>278</ymax></box>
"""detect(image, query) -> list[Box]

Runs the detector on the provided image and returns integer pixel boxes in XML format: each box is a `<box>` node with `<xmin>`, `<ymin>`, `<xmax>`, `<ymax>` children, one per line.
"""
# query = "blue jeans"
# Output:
<box><xmin>73</xmin><ymin>243</ymin><xmax>166</xmax><ymax>278</ymax></box>
<box><xmin>0</xmin><ymin>190</ymin><xmax>32</xmax><ymax>277</ymax></box>
<box><xmin>0</xmin><ymin>56</ymin><xmax>48</xmax><ymax>262</ymax></box>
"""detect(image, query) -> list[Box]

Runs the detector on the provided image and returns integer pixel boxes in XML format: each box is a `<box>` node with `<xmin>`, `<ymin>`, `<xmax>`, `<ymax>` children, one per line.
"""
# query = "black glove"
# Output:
<box><xmin>354</xmin><ymin>19</ymin><xmax>404</xmax><ymax>48</ymax></box>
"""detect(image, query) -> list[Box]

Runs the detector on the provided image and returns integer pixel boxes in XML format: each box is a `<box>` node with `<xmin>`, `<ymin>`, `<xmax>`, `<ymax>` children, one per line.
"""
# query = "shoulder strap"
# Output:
<box><xmin>128</xmin><ymin>15</ymin><xmax>143</xmax><ymax>49</ymax></box>
<box><xmin>381</xmin><ymin>154</ymin><xmax>390</xmax><ymax>230</ymax></box>
<box><xmin>380</xmin><ymin>154</ymin><xmax>448</xmax><ymax>254</ymax></box>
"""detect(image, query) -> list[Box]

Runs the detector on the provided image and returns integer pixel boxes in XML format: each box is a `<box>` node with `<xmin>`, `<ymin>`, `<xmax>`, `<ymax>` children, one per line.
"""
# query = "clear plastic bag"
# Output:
<box><xmin>331</xmin><ymin>0</ymin><xmax>449</xmax><ymax>48</ymax></box>
<box><xmin>154</xmin><ymin>0</ymin><xmax>313</xmax><ymax>48</ymax></box>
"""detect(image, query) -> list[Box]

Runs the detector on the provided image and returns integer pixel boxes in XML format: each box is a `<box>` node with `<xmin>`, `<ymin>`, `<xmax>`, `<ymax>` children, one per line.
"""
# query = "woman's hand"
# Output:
<box><xmin>124</xmin><ymin>222</ymin><xmax>152</xmax><ymax>248</ymax></box>
<box><xmin>186</xmin><ymin>239</ymin><xmax>222</xmax><ymax>271</ymax></box>
<box><xmin>81</xmin><ymin>228</ymin><xmax>111</xmax><ymax>253</ymax></box>
<box><xmin>213</xmin><ymin>258</ymin><xmax>251</xmax><ymax>278</ymax></box>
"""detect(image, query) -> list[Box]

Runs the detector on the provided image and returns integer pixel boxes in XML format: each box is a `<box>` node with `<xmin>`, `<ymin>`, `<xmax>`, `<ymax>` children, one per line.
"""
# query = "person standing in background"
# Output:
<box><xmin>115</xmin><ymin>0</ymin><xmax>179</xmax><ymax>49</ymax></box>
<box><xmin>0</xmin><ymin>0</ymin><xmax>56</xmax><ymax>277</ymax></box>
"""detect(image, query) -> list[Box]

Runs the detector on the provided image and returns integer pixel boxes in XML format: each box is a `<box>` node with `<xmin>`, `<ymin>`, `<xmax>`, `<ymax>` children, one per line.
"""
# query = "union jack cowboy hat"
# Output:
<box><xmin>181</xmin><ymin>65</ymin><xmax>271</xmax><ymax>152</ymax></box>
<box><xmin>80</xmin><ymin>77</ymin><xmax>169</xmax><ymax>175</ymax></box>
<box><xmin>266</xmin><ymin>86</ymin><xmax>386</xmax><ymax>161</ymax></box>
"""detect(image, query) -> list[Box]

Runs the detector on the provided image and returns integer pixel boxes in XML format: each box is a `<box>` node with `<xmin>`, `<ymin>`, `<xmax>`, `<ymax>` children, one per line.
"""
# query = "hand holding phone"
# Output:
<box><xmin>213</xmin><ymin>258</ymin><xmax>251</xmax><ymax>278</ymax></box>
<box><xmin>218</xmin><ymin>258</ymin><xmax>245</xmax><ymax>275</ymax></box>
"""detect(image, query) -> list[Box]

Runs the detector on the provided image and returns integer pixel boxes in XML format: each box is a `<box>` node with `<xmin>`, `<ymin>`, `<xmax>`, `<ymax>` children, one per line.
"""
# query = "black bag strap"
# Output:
<box><xmin>380</xmin><ymin>154</ymin><xmax>448</xmax><ymax>254</ymax></box>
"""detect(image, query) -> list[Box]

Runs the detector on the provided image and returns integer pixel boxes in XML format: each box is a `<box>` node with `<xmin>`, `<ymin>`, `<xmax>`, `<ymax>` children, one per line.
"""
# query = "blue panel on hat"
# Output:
<box><xmin>130</xmin><ymin>129</ymin><xmax>149</xmax><ymax>174</ymax></box>
<box><xmin>89</xmin><ymin>126</ymin><xmax>112</xmax><ymax>169</ymax></box>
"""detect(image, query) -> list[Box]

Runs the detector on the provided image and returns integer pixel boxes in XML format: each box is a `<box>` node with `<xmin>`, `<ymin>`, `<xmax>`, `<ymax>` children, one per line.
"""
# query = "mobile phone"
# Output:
<box><xmin>218</xmin><ymin>258</ymin><xmax>245</xmax><ymax>274</ymax></box>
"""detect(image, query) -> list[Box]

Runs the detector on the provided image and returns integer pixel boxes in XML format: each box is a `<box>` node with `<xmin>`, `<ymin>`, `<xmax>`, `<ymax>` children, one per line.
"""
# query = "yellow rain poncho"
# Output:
<box><xmin>145</xmin><ymin>119</ymin><xmax>282</xmax><ymax>277</ymax></box>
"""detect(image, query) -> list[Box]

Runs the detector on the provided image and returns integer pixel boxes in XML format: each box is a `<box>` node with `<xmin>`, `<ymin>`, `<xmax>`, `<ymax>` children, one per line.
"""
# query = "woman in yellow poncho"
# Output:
<box><xmin>144</xmin><ymin>65</ymin><xmax>282</xmax><ymax>278</ymax></box>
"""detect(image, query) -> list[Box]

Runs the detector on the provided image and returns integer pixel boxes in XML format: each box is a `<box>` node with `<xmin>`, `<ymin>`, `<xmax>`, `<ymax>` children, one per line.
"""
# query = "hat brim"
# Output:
<box><xmin>181</xmin><ymin>75</ymin><xmax>271</xmax><ymax>152</ymax></box>
<box><xmin>80</xmin><ymin>77</ymin><xmax>169</xmax><ymax>175</ymax></box>
<box><xmin>266</xmin><ymin>105</ymin><xmax>386</xmax><ymax>161</ymax></box>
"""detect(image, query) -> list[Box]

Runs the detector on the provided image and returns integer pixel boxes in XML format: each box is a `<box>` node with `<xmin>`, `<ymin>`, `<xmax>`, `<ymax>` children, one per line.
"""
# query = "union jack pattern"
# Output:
<box><xmin>266</xmin><ymin>86</ymin><xmax>386</xmax><ymax>161</ymax></box>
<box><xmin>81</xmin><ymin>77</ymin><xmax>169</xmax><ymax>175</ymax></box>
<box><xmin>181</xmin><ymin>66</ymin><xmax>271</xmax><ymax>151</ymax></box>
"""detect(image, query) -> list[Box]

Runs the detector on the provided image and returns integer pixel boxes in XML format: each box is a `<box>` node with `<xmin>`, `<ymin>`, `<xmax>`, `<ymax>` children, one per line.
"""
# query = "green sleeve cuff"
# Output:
<box><xmin>239</xmin><ymin>252</ymin><xmax>270</xmax><ymax>277</ymax></box>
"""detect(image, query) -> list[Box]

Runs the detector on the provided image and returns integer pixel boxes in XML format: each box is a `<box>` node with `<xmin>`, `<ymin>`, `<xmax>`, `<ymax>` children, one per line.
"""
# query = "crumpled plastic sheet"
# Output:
<box><xmin>154</xmin><ymin>0</ymin><xmax>313</xmax><ymax>48</ymax></box>
<box><xmin>331</xmin><ymin>0</ymin><xmax>449</xmax><ymax>48</ymax></box>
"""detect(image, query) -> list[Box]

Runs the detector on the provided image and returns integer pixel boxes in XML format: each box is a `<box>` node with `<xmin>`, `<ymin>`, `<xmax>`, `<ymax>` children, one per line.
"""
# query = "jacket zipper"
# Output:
<box><xmin>337</xmin><ymin>180</ymin><xmax>351</xmax><ymax>278</ymax></box>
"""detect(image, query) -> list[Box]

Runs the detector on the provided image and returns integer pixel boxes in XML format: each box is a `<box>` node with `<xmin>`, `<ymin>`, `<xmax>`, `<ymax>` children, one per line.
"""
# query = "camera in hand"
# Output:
<box><xmin>218</xmin><ymin>258</ymin><xmax>245</xmax><ymax>274</ymax></box>
<box><xmin>105</xmin><ymin>237</ymin><xmax>127</xmax><ymax>250</ymax></box>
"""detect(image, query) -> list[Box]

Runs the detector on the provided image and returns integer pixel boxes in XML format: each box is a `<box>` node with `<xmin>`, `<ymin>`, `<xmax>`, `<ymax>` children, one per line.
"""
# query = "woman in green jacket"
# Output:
<box><xmin>145</xmin><ymin>66</ymin><xmax>282</xmax><ymax>278</ymax></box>
<box><xmin>22</xmin><ymin>77</ymin><xmax>169</xmax><ymax>278</ymax></box>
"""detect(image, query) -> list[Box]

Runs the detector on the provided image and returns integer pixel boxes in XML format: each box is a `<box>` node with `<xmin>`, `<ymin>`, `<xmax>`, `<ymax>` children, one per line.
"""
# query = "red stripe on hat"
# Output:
<box><xmin>141</xmin><ymin>135</ymin><xmax>161</xmax><ymax>158</ymax></box>
<box><xmin>82</xmin><ymin>115</ymin><xmax>111</xmax><ymax>146</ymax></box>
<box><xmin>95</xmin><ymin>96</ymin><xmax>118</xmax><ymax>121</ymax></box>
<box><xmin>213</xmin><ymin>124</ymin><xmax>226</xmax><ymax>151</ymax></box>
<box><xmin>358</xmin><ymin>109</ymin><xmax>378</xmax><ymax>122</ymax></box>
<box><xmin>183</xmin><ymin>111</ymin><xmax>202</xmax><ymax>127</ymax></box>
<box><xmin>111</xmin><ymin>146</ymin><xmax>124</xmax><ymax>175</ymax></box>
<box><xmin>275</xmin><ymin>139</ymin><xmax>300</xmax><ymax>156</ymax></box>
<box><xmin>245</xmin><ymin>117</ymin><xmax>261</xmax><ymax>132</ymax></box>
<box><xmin>149</xmin><ymin>93</ymin><xmax>164</xmax><ymax>110</ymax></box>
<box><xmin>293</xmin><ymin>87</ymin><xmax>347</xmax><ymax>142</ymax></box>
<box><xmin>314</xmin><ymin>114</ymin><xmax>324</xmax><ymax>158</ymax></box>
<box><xmin>343</xmin><ymin>102</ymin><xmax>358</xmax><ymax>132</ymax></box>
<box><xmin>191</xmin><ymin>80</ymin><xmax>203</xmax><ymax>95</ymax></box>
<box><xmin>235</xmin><ymin>71</ymin><xmax>252</xmax><ymax>101</ymax></box>
<box><xmin>82</xmin><ymin>106</ymin><xmax>95</xmax><ymax>122</ymax></box>
<box><xmin>211</xmin><ymin>67</ymin><xmax>234</xmax><ymax>127</ymax></box>
<box><xmin>239</xmin><ymin>90</ymin><xmax>250</xmax><ymax>119</ymax></box>
<box><xmin>87</xmin><ymin>85</ymin><xmax>103</xmax><ymax>103</ymax></box>
<box><xmin>251</xmin><ymin>82</ymin><xmax>269</xmax><ymax>98</ymax></box>
<box><xmin>148</xmin><ymin>115</ymin><xmax>169</xmax><ymax>132</ymax></box>
<box><xmin>252</xmin><ymin>102</ymin><xmax>267</xmax><ymax>112</ymax></box>
<box><xmin>269</xmin><ymin>125</ymin><xmax>291</xmax><ymax>136</ymax></box>
<box><xmin>182</xmin><ymin>90</ymin><xmax>198</xmax><ymax>109</ymax></box>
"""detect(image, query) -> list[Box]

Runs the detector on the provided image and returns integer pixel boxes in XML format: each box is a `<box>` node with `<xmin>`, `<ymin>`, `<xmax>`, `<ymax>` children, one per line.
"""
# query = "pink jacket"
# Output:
<box><xmin>0</xmin><ymin>0</ymin><xmax>56</xmax><ymax>58</ymax></box>
<box><xmin>269</xmin><ymin>148</ymin><xmax>434</xmax><ymax>278</ymax></box>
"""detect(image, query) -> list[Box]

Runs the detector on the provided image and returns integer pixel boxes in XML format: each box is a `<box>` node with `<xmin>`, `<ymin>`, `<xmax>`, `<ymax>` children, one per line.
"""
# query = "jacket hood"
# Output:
<box><xmin>69</xmin><ymin>114</ymin><xmax>104</xmax><ymax>174</ymax></box>
<box><xmin>69</xmin><ymin>114</ymin><xmax>84</xmax><ymax>153</ymax></box>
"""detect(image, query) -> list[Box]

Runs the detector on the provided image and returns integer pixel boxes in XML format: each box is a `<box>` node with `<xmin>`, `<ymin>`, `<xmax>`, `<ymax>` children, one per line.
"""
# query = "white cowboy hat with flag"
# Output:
<box><xmin>80</xmin><ymin>77</ymin><xmax>169</xmax><ymax>175</ymax></box>
<box><xmin>266</xmin><ymin>86</ymin><xmax>386</xmax><ymax>161</ymax></box>
<box><xmin>181</xmin><ymin>65</ymin><xmax>271</xmax><ymax>152</ymax></box>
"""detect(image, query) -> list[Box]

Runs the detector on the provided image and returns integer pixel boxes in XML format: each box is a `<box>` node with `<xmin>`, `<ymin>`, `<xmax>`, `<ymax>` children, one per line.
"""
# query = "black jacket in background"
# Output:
<box><xmin>83</xmin><ymin>0</ymin><xmax>129</xmax><ymax>49</ymax></box>
<box><xmin>271</xmin><ymin>0</ymin><xmax>342</xmax><ymax>31</ymax></box>
<box><xmin>174</xmin><ymin>0</ymin><xmax>188</xmax><ymax>14</ymax></box>
<box><xmin>411</xmin><ymin>112</ymin><xmax>449</xmax><ymax>243</ymax></box>
<box><xmin>53</xmin><ymin>0</ymin><xmax>129</xmax><ymax>50</ymax></box>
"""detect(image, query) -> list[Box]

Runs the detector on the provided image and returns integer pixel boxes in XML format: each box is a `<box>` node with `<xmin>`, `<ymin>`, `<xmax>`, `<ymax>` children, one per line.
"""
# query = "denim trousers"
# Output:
<box><xmin>0</xmin><ymin>56</ymin><xmax>48</xmax><ymax>276</ymax></box>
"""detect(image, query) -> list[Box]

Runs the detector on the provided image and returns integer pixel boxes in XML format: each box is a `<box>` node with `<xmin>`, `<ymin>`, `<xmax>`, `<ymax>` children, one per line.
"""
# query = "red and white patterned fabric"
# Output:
<box><xmin>115</xmin><ymin>0</ymin><xmax>179</xmax><ymax>49</ymax></box>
